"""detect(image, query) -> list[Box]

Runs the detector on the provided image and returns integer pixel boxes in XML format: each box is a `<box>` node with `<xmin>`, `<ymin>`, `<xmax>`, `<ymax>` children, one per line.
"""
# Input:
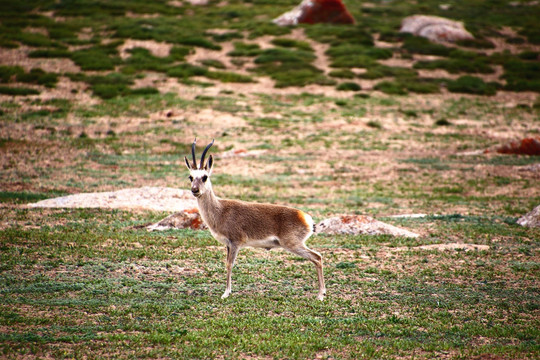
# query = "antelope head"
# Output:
<box><xmin>184</xmin><ymin>138</ymin><xmax>214</xmax><ymax>198</ymax></box>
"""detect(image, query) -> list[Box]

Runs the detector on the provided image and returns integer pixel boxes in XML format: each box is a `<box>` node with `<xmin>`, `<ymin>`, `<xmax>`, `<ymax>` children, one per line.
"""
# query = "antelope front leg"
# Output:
<box><xmin>221</xmin><ymin>243</ymin><xmax>239</xmax><ymax>299</ymax></box>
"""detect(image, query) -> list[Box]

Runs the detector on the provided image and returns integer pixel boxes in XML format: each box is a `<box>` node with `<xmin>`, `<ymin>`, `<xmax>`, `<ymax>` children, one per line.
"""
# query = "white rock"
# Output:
<box><xmin>315</xmin><ymin>215</ymin><xmax>419</xmax><ymax>238</ymax></box>
<box><xmin>517</xmin><ymin>204</ymin><xmax>540</xmax><ymax>228</ymax></box>
<box><xmin>400</xmin><ymin>15</ymin><xmax>474</xmax><ymax>42</ymax></box>
<box><xmin>273</xmin><ymin>0</ymin><xmax>313</xmax><ymax>26</ymax></box>
<box><xmin>28</xmin><ymin>187</ymin><xmax>197</xmax><ymax>212</ymax></box>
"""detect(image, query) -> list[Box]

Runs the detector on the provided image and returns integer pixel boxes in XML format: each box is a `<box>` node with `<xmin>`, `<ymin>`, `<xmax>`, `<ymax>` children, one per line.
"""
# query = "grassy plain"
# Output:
<box><xmin>0</xmin><ymin>0</ymin><xmax>539</xmax><ymax>359</ymax></box>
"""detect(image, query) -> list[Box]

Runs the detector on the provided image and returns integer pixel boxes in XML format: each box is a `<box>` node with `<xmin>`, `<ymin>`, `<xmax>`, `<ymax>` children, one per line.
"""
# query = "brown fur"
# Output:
<box><xmin>186</xmin><ymin>140</ymin><xmax>326</xmax><ymax>300</ymax></box>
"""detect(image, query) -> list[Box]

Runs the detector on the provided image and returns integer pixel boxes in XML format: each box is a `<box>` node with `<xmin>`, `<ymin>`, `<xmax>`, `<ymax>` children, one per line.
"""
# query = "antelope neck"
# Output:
<box><xmin>197</xmin><ymin>187</ymin><xmax>222</xmax><ymax>224</ymax></box>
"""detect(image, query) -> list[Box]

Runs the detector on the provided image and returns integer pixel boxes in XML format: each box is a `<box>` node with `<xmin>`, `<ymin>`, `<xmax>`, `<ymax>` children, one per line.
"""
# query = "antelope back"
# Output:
<box><xmin>214</xmin><ymin>200</ymin><xmax>313</xmax><ymax>243</ymax></box>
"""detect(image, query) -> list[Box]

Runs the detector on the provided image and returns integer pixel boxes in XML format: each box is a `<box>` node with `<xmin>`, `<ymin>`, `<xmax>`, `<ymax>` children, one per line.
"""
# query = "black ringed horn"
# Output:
<box><xmin>199</xmin><ymin>139</ymin><xmax>214</xmax><ymax>169</ymax></box>
<box><xmin>191</xmin><ymin>138</ymin><xmax>197</xmax><ymax>168</ymax></box>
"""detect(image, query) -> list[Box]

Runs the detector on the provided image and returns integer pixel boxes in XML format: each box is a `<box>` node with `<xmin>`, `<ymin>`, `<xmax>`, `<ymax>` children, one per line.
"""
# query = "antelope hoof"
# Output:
<box><xmin>221</xmin><ymin>291</ymin><xmax>230</xmax><ymax>299</ymax></box>
<box><xmin>317</xmin><ymin>293</ymin><xmax>325</xmax><ymax>301</ymax></box>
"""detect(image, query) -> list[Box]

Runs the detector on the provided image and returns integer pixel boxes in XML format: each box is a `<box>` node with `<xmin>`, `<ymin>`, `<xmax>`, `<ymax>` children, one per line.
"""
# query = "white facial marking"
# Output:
<box><xmin>190</xmin><ymin>169</ymin><xmax>209</xmax><ymax>178</ymax></box>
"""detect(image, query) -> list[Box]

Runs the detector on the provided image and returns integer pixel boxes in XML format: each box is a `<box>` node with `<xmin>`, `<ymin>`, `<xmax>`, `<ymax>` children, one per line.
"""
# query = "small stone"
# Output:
<box><xmin>517</xmin><ymin>205</ymin><xmax>540</xmax><ymax>228</ymax></box>
<box><xmin>147</xmin><ymin>209</ymin><xmax>207</xmax><ymax>231</ymax></box>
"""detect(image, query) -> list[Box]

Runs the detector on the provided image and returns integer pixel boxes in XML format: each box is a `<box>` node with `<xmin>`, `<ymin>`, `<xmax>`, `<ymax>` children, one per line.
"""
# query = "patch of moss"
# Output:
<box><xmin>447</xmin><ymin>76</ymin><xmax>498</xmax><ymax>96</ymax></box>
<box><xmin>326</xmin><ymin>44</ymin><xmax>392</xmax><ymax>68</ymax></box>
<box><xmin>121</xmin><ymin>48</ymin><xmax>172</xmax><ymax>74</ymax></box>
<box><xmin>0</xmin><ymin>86</ymin><xmax>39</xmax><ymax>96</ymax></box>
<box><xmin>330</xmin><ymin>55</ymin><xmax>377</xmax><ymax>69</ymax></box>
<box><xmin>255</xmin><ymin>47</ymin><xmax>316</xmax><ymax>64</ymax></box>
<box><xmin>413</xmin><ymin>58</ymin><xmax>494</xmax><ymax>74</ymax></box>
<box><xmin>71</xmin><ymin>47</ymin><xmax>121</xmax><ymax>71</ymax></box>
<box><xmin>401</xmin><ymin>35</ymin><xmax>452</xmax><ymax>57</ymax></box>
<box><xmin>170</xmin><ymin>46</ymin><xmax>192</xmax><ymax>60</ymax></box>
<box><xmin>228</xmin><ymin>42</ymin><xmax>262</xmax><ymax>57</ymax></box>
<box><xmin>28</xmin><ymin>49</ymin><xmax>71</xmax><ymax>58</ymax></box>
<box><xmin>502</xmin><ymin>59</ymin><xmax>540</xmax><ymax>92</ymax></box>
<box><xmin>208</xmin><ymin>31</ymin><xmax>243</xmax><ymax>43</ymax></box>
<box><xmin>304</xmin><ymin>24</ymin><xmax>373</xmax><ymax>46</ymax></box>
<box><xmin>456</xmin><ymin>38</ymin><xmax>495</xmax><ymax>49</ymax></box>
<box><xmin>110</xmin><ymin>17</ymin><xmax>220</xmax><ymax>50</ymax></box>
<box><xmin>0</xmin><ymin>66</ymin><xmax>24</xmax><ymax>83</ymax></box>
<box><xmin>374</xmin><ymin>77</ymin><xmax>441</xmax><ymax>95</ymax></box>
<box><xmin>179</xmin><ymin>37</ymin><xmax>221</xmax><ymax>51</ymax></box>
<box><xmin>200</xmin><ymin>59</ymin><xmax>226</xmax><ymax>69</ymax></box>
<box><xmin>336</xmin><ymin>82</ymin><xmax>361</xmax><ymax>91</ymax></box>
<box><xmin>246</xmin><ymin>22</ymin><xmax>291</xmax><ymax>39</ymax></box>
<box><xmin>79</xmin><ymin>73</ymin><xmax>139</xmax><ymax>99</ymax></box>
<box><xmin>1</xmin><ymin>66</ymin><xmax>58</xmax><ymax>88</ymax></box>
<box><xmin>518</xmin><ymin>51</ymin><xmax>539</xmax><ymax>61</ymax></box>
<box><xmin>0</xmin><ymin>37</ymin><xmax>19</xmax><ymax>49</ymax></box>
<box><xmin>167</xmin><ymin>63</ymin><xmax>208</xmax><ymax>79</ymax></box>
<box><xmin>359</xmin><ymin>65</ymin><xmax>417</xmax><ymax>80</ymax></box>
<box><xmin>128</xmin><ymin>87</ymin><xmax>159</xmax><ymax>96</ymax></box>
<box><xmin>271</xmin><ymin>38</ymin><xmax>312</xmax><ymax>51</ymax></box>
<box><xmin>329</xmin><ymin>69</ymin><xmax>356</xmax><ymax>79</ymax></box>
<box><xmin>16</xmin><ymin>68</ymin><xmax>58</xmax><ymax>88</ymax></box>
<box><xmin>403</xmin><ymin>79</ymin><xmax>441</xmax><ymax>94</ymax></box>
<box><xmin>252</xmin><ymin>47</ymin><xmax>325</xmax><ymax>88</ymax></box>
<box><xmin>13</xmin><ymin>31</ymin><xmax>59</xmax><ymax>48</ymax></box>
<box><xmin>374</xmin><ymin>81</ymin><xmax>407</xmax><ymax>95</ymax></box>
<box><xmin>519</xmin><ymin>28</ymin><xmax>540</xmax><ymax>45</ymax></box>
<box><xmin>206</xmin><ymin>71</ymin><xmax>254</xmax><ymax>83</ymax></box>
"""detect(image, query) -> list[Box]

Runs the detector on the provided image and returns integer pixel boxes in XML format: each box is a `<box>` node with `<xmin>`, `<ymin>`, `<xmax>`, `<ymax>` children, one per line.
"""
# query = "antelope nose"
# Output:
<box><xmin>191</xmin><ymin>186</ymin><xmax>200</xmax><ymax>195</ymax></box>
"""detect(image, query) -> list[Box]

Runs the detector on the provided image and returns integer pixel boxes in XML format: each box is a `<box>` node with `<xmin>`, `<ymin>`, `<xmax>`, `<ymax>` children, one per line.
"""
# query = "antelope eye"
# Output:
<box><xmin>202</xmin><ymin>175</ymin><xmax>208</xmax><ymax>182</ymax></box>
<box><xmin>188</xmin><ymin>176</ymin><xmax>193</xmax><ymax>182</ymax></box>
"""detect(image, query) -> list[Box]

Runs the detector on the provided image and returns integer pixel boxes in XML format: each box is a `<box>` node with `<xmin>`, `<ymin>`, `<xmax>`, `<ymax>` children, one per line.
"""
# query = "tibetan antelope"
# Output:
<box><xmin>184</xmin><ymin>139</ymin><xmax>326</xmax><ymax>300</ymax></box>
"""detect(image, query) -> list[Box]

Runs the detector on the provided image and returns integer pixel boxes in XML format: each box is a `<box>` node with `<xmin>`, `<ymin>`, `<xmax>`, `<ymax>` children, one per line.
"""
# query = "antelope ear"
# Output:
<box><xmin>184</xmin><ymin>156</ymin><xmax>191</xmax><ymax>170</ymax></box>
<box><xmin>206</xmin><ymin>154</ymin><xmax>213</xmax><ymax>173</ymax></box>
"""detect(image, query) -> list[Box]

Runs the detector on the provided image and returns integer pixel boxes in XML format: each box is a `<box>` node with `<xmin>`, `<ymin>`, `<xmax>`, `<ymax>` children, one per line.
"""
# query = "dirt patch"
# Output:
<box><xmin>413</xmin><ymin>243</ymin><xmax>490</xmax><ymax>251</ymax></box>
<box><xmin>0</xmin><ymin>45</ymin><xmax>80</xmax><ymax>73</ymax></box>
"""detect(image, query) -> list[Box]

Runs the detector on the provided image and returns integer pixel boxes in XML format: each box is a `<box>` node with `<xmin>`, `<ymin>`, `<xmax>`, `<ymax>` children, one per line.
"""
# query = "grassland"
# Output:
<box><xmin>0</xmin><ymin>0</ymin><xmax>539</xmax><ymax>359</ymax></box>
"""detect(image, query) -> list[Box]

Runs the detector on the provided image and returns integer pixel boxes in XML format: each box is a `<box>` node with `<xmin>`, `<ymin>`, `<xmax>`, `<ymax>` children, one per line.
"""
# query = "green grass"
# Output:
<box><xmin>0</xmin><ymin>66</ymin><xmax>58</xmax><ymax>88</ymax></box>
<box><xmin>0</xmin><ymin>86</ymin><xmax>39</xmax><ymax>96</ymax></box>
<box><xmin>199</xmin><ymin>59</ymin><xmax>226</xmax><ymax>69</ymax></box>
<box><xmin>413</xmin><ymin>57</ymin><xmax>494</xmax><ymax>75</ymax></box>
<box><xmin>502</xmin><ymin>59</ymin><xmax>540</xmax><ymax>92</ymax></box>
<box><xmin>336</xmin><ymin>82</ymin><xmax>361</xmax><ymax>91</ymax></box>
<box><xmin>228</xmin><ymin>42</ymin><xmax>262</xmax><ymax>57</ymax></box>
<box><xmin>252</xmin><ymin>47</ymin><xmax>328</xmax><ymax>88</ymax></box>
<box><xmin>359</xmin><ymin>65</ymin><xmax>417</xmax><ymax>80</ymax></box>
<box><xmin>70</xmin><ymin>47</ymin><xmax>121</xmax><ymax>71</ymax></box>
<box><xmin>326</xmin><ymin>44</ymin><xmax>392</xmax><ymax>68</ymax></box>
<box><xmin>0</xmin><ymin>209</ymin><xmax>538</xmax><ymax>359</ymax></box>
<box><xmin>447</xmin><ymin>76</ymin><xmax>498</xmax><ymax>96</ymax></box>
<box><xmin>0</xmin><ymin>190</ymin><xmax>66</xmax><ymax>203</ymax></box>
<box><xmin>206</xmin><ymin>71</ymin><xmax>254</xmax><ymax>83</ymax></box>
<box><xmin>1</xmin><ymin>1</ymin><xmax>540</xmax><ymax>359</ymax></box>
<box><xmin>121</xmin><ymin>47</ymin><xmax>189</xmax><ymax>74</ymax></box>
<box><xmin>401</xmin><ymin>35</ymin><xmax>452</xmax><ymax>57</ymax></box>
